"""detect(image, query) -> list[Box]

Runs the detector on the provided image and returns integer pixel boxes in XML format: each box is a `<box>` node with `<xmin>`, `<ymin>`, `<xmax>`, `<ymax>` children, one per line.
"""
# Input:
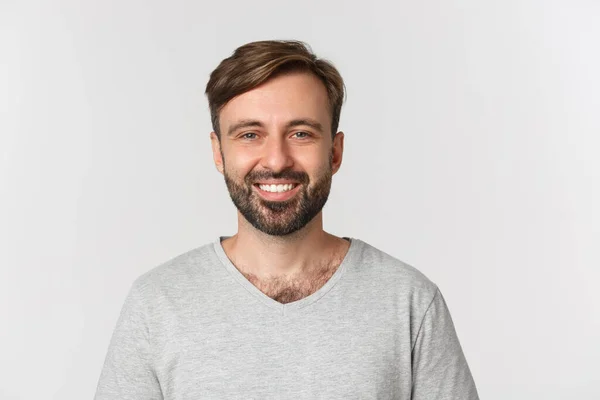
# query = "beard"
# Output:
<box><xmin>223</xmin><ymin>156</ymin><xmax>333</xmax><ymax>236</ymax></box>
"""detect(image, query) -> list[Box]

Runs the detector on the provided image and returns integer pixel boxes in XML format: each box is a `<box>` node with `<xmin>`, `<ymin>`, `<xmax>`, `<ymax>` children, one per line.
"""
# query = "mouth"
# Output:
<box><xmin>253</xmin><ymin>182</ymin><xmax>301</xmax><ymax>201</ymax></box>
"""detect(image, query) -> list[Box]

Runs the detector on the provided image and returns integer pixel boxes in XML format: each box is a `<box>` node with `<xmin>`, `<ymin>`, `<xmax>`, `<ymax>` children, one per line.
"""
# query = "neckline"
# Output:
<box><xmin>212</xmin><ymin>235</ymin><xmax>360</xmax><ymax>315</ymax></box>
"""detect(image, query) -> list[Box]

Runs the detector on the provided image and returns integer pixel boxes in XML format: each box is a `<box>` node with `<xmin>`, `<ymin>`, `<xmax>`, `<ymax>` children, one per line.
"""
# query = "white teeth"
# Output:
<box><xmin>258</xmin><ymin>183</ymin><xmax>296</xmax><ymax>193</ymax></box>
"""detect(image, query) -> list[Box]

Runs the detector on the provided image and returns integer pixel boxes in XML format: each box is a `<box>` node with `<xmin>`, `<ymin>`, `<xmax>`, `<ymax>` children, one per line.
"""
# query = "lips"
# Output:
<box><xmin>253</xmin><ymin>182</ymin><xmax>301</xmax><ymax>201</ymax></box>
<box><xmin>254</xmin><ymin>181</ymin><xmax>299</xmax><ymax>185</ymax></box>
<box><xmin>255</xmin><ymin>183</ymin><xmax>297</xmax><ymax>192</ymax></box>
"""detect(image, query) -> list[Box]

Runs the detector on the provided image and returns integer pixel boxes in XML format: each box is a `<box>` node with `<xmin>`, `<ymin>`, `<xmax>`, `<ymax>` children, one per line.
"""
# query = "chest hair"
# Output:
<box><xmin>239</xmin><ymin>257</ymin><xmax>344</xmax><ymax>304</ymax></box>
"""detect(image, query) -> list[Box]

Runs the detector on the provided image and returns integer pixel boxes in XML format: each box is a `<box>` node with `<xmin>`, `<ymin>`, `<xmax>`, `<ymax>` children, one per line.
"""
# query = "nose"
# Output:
<box><xmin>260</xmin><ymin>135</ymin><xmax>294</xmax><ymax>173</ymax></box>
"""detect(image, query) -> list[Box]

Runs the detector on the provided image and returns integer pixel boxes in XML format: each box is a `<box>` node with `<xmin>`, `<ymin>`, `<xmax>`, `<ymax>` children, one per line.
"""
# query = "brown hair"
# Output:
<box><xmin>205</xmin><ymin>40</ymin><xmax>345</xmax><ymax>140</ymax></box>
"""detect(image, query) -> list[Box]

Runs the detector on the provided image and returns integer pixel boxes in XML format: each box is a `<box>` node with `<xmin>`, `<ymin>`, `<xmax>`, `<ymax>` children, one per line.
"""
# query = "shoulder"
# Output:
<box><xmin>347</xmin><ymin>238</ymin><xmax>440</xmax><ymax>306</ymax></box>
<box><xmin>350</xmin><ymin>239</ymin><xmax>437</xmax><ymax>289</ymax></box>
<box><xmin>128</xmin><ymin>241</ymin><xmax>219</xmax><ymax>301</ymax></box>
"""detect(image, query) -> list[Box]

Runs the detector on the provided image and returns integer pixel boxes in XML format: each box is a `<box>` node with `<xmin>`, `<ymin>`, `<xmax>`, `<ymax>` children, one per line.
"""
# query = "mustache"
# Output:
<box><xmin>245</xmin><ymin>170</ymin><xmax>309</xmax><ymax>185</ymax></box>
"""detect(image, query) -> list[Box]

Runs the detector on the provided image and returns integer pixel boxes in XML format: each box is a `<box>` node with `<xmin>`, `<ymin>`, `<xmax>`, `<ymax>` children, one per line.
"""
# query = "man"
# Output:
<box><xmin>95</xmin><ymin>40</ymin><xmax>479</xmax><ymax>399</ymax></box>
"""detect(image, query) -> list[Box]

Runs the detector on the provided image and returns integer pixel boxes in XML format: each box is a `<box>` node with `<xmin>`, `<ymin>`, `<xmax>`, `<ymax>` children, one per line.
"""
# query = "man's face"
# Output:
<box><xmin>211</xmin><ymin>71</ymin><xmax>344</xmax><ymax>236</ymax></box>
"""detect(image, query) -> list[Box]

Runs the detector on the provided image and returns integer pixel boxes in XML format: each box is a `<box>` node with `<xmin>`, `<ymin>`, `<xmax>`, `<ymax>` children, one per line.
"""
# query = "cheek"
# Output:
<box><xmin>223</xmin><ymin>150</ymin><xmax>257</xmax><ymax>174</ymax></box>
<box><xmin>294</xmin><ymin>146</ymin><xmax>328</xmax><ymax>165</ymax></box>
<box><xmin>307</xmin><ymin>150</ymin><xmax>333</xmax><ymax>171</ymax></box>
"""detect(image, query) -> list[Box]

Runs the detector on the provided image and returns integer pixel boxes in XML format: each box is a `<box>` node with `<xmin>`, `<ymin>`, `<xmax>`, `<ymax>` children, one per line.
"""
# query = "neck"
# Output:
<box><xmin>221</xmin><ymin>212</ymin><xmax>346</xmax><ymax>279</ymax></box>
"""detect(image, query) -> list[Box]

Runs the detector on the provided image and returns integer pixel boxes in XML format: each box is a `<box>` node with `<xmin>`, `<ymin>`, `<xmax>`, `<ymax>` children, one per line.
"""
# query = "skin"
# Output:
<box><xmin>210</xmin><ymin>71</ymin><xmax>350</xmax><ymax>303</ymax></box>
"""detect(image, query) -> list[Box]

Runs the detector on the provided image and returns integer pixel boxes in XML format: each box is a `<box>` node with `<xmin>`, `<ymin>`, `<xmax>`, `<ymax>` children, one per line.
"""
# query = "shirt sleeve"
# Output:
<box><xmin>411</xmin><ymin>288</ymin><xmax>479</xmax><ymax>400</ymax></box>
<box><xmin>94</xmin><ymin>282</ymin><xmax>163</xmax><ymax>400</ymax></box>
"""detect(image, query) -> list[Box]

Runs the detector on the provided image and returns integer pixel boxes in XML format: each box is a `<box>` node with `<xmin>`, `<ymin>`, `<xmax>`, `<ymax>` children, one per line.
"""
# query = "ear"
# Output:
<box><xmin>331</xmin><ymin>131</ymin><xmax>344</xmax><ymax>175</ymax></box>
<box><xmin>210</xmin><ymin>132</ymin><xmax>224</xmax><ymax>174</ymax></box>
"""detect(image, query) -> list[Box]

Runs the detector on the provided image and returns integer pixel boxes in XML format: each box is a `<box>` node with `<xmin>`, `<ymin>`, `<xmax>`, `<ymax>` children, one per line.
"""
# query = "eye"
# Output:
<box><xmin>241</xmin><ymin>132</ymin><xmax>257</xmax><ymax>140</ymax></box>
<box><xmin>293</xmin><ymin>131</ymin><xmax>310</xmax><ymax>139</ymax></box>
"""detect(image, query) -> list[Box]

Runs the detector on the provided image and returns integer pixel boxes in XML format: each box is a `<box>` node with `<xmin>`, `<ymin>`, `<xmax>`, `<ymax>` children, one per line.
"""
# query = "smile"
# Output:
<box><xmin>253</xmin><ymin>183</ymin><xmax>301</xmax><ymax>201</ymax></box>
<box><xmin>257</xmin><ymin>183</ymin><xmax>298</xmax><ymax>193</ymax></box>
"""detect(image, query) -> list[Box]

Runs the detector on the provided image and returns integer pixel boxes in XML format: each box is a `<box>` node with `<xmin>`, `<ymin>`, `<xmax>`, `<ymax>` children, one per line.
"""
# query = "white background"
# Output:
<box><xmin>2</xmin><ymin>0</ymin><xmax>599</xmax><ymax>399</ymax></box>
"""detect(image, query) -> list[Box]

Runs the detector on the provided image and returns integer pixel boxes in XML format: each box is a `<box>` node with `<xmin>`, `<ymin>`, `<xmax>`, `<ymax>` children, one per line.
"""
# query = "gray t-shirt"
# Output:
<box><xmin>95</xmin><ymin>237</ymin><xmax>479</xmax><ymax>399</ymax></box>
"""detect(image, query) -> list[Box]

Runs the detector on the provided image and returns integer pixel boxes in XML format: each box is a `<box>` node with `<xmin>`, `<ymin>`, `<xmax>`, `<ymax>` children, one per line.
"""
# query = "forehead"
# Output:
<box><xmin>219</xmin><ymin>71</ymin><xmax>331</xmax><ymax>132</ymax></box>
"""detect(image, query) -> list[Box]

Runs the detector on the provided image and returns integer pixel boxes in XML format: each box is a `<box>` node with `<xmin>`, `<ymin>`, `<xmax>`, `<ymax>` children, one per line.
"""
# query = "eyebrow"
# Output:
<box><xmin>227</xmin><ymin>119</ymin><xmax>264</xmax><ymax>136</ymax></box>
<box><xmin>226</xmin><ymin>118</ymin><xmax>324</xmax><ymax>136</ymax></box>
<box><xmin>287</xmin><ymin>119</ymin><xmax>324</xmax><ymax>133</ymax></box>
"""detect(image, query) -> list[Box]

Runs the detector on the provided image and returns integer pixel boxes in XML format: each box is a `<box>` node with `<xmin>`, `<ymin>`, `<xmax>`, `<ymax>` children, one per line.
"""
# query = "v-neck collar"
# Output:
<box><xmin>212</xmin><ymin>235</ymin><xmax>360</xmax><ymax>316</ymax></box>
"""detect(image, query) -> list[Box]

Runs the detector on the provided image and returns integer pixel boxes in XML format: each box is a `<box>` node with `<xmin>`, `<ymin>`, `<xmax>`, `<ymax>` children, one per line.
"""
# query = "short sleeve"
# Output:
<box><xmin>411</xmin><ymin>288</ymin><xmax>479</xmax><ymax>400</ymax></box>
<box><xmin>94</xmin><ymin>282</ymin><xmax>163</xmax><ymax>400</ymax></box>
